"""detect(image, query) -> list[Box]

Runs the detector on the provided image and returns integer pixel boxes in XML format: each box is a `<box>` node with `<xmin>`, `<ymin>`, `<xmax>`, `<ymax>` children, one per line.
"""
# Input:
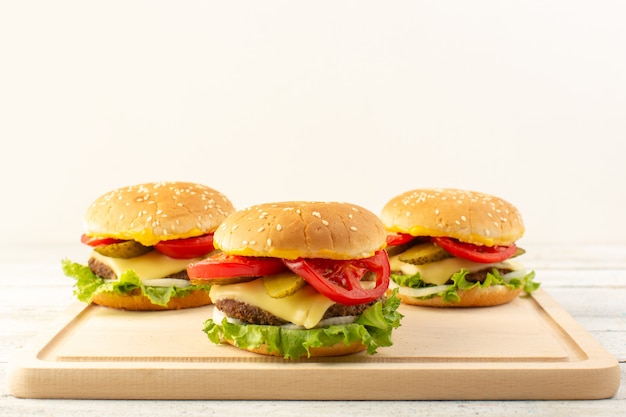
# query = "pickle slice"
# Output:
<box><xmin>398</xmin><ymin>242</ymin><xmax>452</xmax><ymax>265</ymax></box>
<box><xmin>263</xmin><ymin>271</ymin><xmax>307</xmax><ymax>298</ymax></box>
<box><xmin>94</xmin><ymin>240</ymin><xmax>153</xmax><ymax>259</ymax></box>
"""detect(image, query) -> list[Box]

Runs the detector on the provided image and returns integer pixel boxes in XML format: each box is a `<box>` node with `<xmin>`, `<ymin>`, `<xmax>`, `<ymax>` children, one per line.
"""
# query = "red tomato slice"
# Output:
<box><xmin>432</xmin><ymin>237</ymin><xmax>517</xmax><ymax>263</ymax></box>
<box><xmin>154</xmin><ymin>234</ymin><xmax>217</xmax><ymax>259</ymax></box>
<box><xmin>80</xmin><ymin>234</ymin><xmax>124</xmax><ymax>247</ymax></box>
<box><xmin>385</xmin><ymin>233</ymin><xmax>415</xmax><ymax>247</ymax></box>
<box><xmin>282</xmin><ymin>250</ymin><xmax>390</xmax><ymax>306</ymax></box>
<box><xmin>187</xmin><ymin>252</ymin><xmax>288</xmax><ymax>284</ymax></box>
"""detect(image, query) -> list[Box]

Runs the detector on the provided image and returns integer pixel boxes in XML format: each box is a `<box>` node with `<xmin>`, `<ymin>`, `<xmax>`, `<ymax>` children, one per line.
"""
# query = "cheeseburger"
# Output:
<box><xmin>382</xmin><ymin>188</ymin><xmax>538</xmax><ymax>307</ymax></box>
<box><xmin>62</xmin><ymin>181</ymin><xmax>235</xmax><ymax>310</ymax></box>
<box><xmin>187</xmin><ymin>201</ymin><xmax>403</xmax><ymax>359</ymax></box>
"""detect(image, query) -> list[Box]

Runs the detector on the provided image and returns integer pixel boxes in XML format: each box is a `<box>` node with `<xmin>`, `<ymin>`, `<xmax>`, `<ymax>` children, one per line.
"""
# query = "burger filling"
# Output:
<box><xmin>386</xmin><ymin>237</ymin><xmax>539</xmax><ymax>303</ymax></box>
<box><xmin>61</xmin><ymin>249</ymin><xmax>214</xmax><ymax>307</ymax></box>
<box><xmin>204</xmin><ymin>286</ymin><xmax>402</xmax><ymax>360</ymax></box>
<box><xmin>88</xmin><ymin>256</ymin><xmax>191</xmax><ymax>281</ymax></box>
<box><xmin>213</xmin><ymin>297</ymin><xmax>380</xmax><ymax>327</ymax></box>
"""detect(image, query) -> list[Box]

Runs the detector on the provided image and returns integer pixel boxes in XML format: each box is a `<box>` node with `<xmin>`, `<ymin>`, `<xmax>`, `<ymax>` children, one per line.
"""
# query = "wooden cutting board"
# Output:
<box><xmin>8</xmin><ymin>289</ymin><xmax>620</xmax><ymax>400</ymax></box>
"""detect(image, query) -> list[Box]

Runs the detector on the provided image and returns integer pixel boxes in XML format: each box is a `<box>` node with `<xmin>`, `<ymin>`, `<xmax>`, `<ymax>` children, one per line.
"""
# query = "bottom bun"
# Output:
<box><xmin>395</xmin><ymin>285</ymin><xmax>523</xmax><ymax>308</ymax></box>
<box><xmin>223</xmin><ymin>338</ymin><xmax>367</xmax><ymax>359</ymax></box>
<box><xmin>91</xmin><ymin>288</ymin><xmax>212</xmax><ymax>311</ymax></box>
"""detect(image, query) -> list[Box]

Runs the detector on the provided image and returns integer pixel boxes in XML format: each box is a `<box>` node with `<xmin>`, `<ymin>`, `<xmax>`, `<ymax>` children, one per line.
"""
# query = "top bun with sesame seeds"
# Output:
<box><xmin>214</xmin><ymin>201</ymin><xmax>387</xmax><ymax>260</ymax></box>
<box><xmin>381</xmin><ymin>188</ymin><xmax>525</xmax><ymax>247</ymax></box>
<box><xmin>84</xmin><ymin>181</ymin><xmax>235</xmax><ymax>246</ymax></box>
<box><xmin>381</xmin><ymin>188</ymin><xmax>538</xmax><ymax>308</ymax></box>
<box><xmin>62</xmin><ymin>181</ymin><xmax>236</xmax><ymax>311</ymax></box>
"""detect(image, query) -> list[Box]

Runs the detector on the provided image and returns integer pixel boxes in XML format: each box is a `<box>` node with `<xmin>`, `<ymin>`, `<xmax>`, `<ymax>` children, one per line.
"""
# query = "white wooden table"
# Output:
<box><xmin>1</xmin><ymin>243</ymin><xmax>624</xmax><ymax>416</ymax></box>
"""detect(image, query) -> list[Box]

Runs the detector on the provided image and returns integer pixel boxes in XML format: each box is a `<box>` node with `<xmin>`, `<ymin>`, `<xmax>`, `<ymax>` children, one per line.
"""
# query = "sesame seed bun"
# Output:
<box><xmin>91</xmin><ymin>288</ymin><xmax>212</xmax><ymax>311</ymax></box>
<box><xmin>84</xmin><ymin>181</ymin><xmax>235</xmax><ymax>246</ymax></box>
<box><xmin>214</xmin><ymin>201</ymin><xmax>387</xmax><ymax>260</ymax></box>
<box><xmin>381</xmin><ymin>188</ymin><xmax>524</xmax><ymax>246</ymax></box>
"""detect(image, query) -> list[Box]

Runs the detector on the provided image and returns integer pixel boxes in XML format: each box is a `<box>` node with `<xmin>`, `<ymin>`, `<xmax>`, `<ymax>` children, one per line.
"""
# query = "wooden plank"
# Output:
<box><xmin>7</xmin><ymin>289</ymin><xmax>620</xmax><ymax>400</ymax></box>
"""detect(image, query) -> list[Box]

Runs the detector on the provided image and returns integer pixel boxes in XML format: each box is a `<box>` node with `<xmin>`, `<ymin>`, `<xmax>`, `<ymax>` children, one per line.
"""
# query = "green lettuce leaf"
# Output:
<box><xmin>61</xmin><ymin>259</ymin><xmax>212</xmax><ymax>307</ymax></box>
<box><xmin>203</xmin><ymin>290</ymin><xmax>404</xmax><ymax>360</ymax></box>
<box><xmin>391</xmin><ymin>268</ymin><xmax>539</xmax><ymax>303</ymax></box>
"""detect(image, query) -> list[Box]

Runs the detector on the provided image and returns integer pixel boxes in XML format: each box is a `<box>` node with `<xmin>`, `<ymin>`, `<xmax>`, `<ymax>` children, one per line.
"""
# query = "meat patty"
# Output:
<box><xmin>214</xmin><ymin>297</ymin><xmax>383</xmax><ymax>326</ymax></box>
<box><xmin>87</xmin><ymin>257</ymin><xmax>189</xmax><ymax>280</ymax></box>
<box><xmin>464</xmin><ymin>268</ymin><xmax>512</xmax><ymax>283</ymax></box>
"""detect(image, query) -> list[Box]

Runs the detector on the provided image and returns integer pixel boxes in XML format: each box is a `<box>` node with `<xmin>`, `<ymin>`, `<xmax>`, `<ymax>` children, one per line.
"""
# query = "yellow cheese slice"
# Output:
<box><xmin>389</xmin><ymin>252</ymin><xmax>522</xmax><ymax>285</ymax></box>
<box><xmin>90</xmin><ymin>250</ymin><xmax>201</xmax><ymax>280</ymax></box>
<box><xmin>209</xmin><ymin>276</ymin><xmax>335</xmax><ymax>329</ymax></box>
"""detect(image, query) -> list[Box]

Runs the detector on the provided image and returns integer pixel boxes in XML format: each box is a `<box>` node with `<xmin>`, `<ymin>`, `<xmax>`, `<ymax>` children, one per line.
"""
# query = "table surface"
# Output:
<box><xmin>1</xmin><ymin>243</ymin><xmax>624</xmax><ymax>416</ymax></box>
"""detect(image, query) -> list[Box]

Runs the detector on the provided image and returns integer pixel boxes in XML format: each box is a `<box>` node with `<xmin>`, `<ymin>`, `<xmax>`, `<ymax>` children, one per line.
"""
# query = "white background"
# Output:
<box><xmin>1</xmin><ymin>1</ymin><xmax>624</xmax><ymax>245</ymax></box>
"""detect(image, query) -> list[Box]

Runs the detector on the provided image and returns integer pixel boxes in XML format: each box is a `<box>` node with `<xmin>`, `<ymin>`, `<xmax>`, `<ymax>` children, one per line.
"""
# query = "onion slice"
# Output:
<box><xmin>140</xmin><ymin>278</ymin><xmax>191</xmax><ymax>288</ymax></box>
<box><xmin>389</xmin><ymin>280</ymin><xmax>451</xmax><ymax>298</ymax></box>
<box><xmin>501</xmin><ymin>269</ymin><xmax>529</xmax><ymax>282</ymax></box>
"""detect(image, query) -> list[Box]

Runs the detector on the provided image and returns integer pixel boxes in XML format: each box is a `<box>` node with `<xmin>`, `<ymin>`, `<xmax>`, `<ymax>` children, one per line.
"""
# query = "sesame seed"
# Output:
<box><xmin>267</xmin><ymin>239</ymin><xmax>272</xmax><ymax>246</ymax></box>
<box><xmin>461</xmin><ymin>215</ymin><xmax>467</xmax><ymax>222</ymax></box>
<box><xmin>257</xmin><ymin>226</ymin><xmax>265</xmax><ymax>232</ymax></box>
<box><xmin>242</xmin><ymin>240</ymin><xmax>248</xmax><ymax>245</ymax></box>
<box><xmin>312</xmin><ymin>211</ymin><xmax>321</xmax><ymax>218</ymax></box>
<box><xmin>249</xmin><ymin>240</ymin><xmax>256</xmax><ymax>245</ymax></box>
<box><xmin>322</xmin><ymin>220</ymin><xmax>329</xmax><ymax>226</ymax></box>
<box><xmin>276</xmin><ymin>224</ymin><xmax>283</xmax><ymax>231</ymax></box>
<box><xmin>350</xmin><ymin>226</ymin><xmax>358</xmax><ymax>231</ymax></box>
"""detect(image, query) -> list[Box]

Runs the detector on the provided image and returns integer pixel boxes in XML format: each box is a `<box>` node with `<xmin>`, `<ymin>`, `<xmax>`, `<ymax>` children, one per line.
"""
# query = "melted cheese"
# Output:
<box><xmin>90</xmin><ymin>250</ymin><xmax>201</xmax><ymax>280</ymax></box>
<box><xmin>389</xmin><ymin>252</ymin><xmax>523</xmax><ymax>285</ymax></box>
<box><xmin>209</xmin><ymin>277</ymin><xmax>336</xmax><ymax>329</ymax></box>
